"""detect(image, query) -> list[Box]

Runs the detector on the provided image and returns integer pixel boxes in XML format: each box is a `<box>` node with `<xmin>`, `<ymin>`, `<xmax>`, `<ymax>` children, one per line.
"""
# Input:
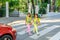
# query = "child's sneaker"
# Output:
<box><xmin>28</xmin><ymin>33</ymin><xmax>32</xmax><ymax>36</ymax></box>
<box><xmin>37</xmin><ymin>32</ymin><xmax>40</xmax><ymax>36</ymax></box>
<box><xmin>33</xmin><ymin>31</ymin><xmax>36</xmax><ymax>34</ymax></box>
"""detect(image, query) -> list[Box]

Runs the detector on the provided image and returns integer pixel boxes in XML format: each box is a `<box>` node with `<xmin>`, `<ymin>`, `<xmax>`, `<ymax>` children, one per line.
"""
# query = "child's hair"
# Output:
<box><xmin>34</xmin><ymin>14</ymin><xmax>38</xmax><ymax>18</ymax></box>
<box><xmin>27</xmin><ymin>13</ymin><xmax>31</xmax><ymax>17</ymax></box>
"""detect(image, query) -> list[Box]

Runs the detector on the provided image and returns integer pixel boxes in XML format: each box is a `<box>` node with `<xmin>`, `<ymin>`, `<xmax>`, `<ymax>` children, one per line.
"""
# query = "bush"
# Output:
<box><xmin>0</xmin><ymin>6</ymin><xmax>6</xmax><ymax>17</ymax></box>
<box><xmin>38</xmin><ymin>7</ymin><xmax>46</xmax><ymax>14</ymax></box>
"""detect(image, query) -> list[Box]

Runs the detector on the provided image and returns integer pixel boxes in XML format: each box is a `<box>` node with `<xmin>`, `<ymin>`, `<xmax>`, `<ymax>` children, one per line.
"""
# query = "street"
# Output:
<box><xmin>0</xmin><ymin>0</ymin><xmax>60</xmax><ymax>40</ymax></box>
<box><xmin>0</xmin><ymin>13</ymin><xmax>60</xmax><ymax>40</ymax></box>
<box><xmin>4</xmin><ymin>13</ymin><xmax>60</xmax><ymax>40</ymax></box>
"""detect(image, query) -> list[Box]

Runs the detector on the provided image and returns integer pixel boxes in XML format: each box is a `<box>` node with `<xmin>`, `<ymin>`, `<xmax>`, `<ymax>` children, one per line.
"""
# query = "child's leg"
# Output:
<box><xmin>27</xmin><ymin>24</ymin><xmax>31</xmax><ymax>35</ymax></box>
<box><xmin>34</xmin><ymin>25</ymin><xmax>38</xmax><ymax>34</ymax></box>
<box><xmin>33</xmin><ymin>27</ymin><xmax>36</xmax><ymax>33</ymax></box>
<box><xmin>33</xmin><ymin>24</ymin><xmax>36</xmax><ymax>33</ymax></box>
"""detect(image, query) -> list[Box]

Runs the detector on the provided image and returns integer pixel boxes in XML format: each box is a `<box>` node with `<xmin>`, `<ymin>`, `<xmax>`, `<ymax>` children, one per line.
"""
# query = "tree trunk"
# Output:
<box><xmin>51</xmin><ymin>0</ymin><xmax>55</xmax><ymax>12</ymax></box>
<box><xmin>31</xmin><ymin>0</ymin><xmax>35</xmax><ymax>15</ymax></box>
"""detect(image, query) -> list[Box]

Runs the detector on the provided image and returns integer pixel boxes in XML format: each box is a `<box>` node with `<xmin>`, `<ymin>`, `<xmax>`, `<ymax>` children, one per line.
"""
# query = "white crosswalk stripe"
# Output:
<box><xmin>17</xmin><ymin>24</ymin><xmax>48</xmax><ymax>35</ymax></box>
<box><xmin>16</xmin><ymin>26</ymin><xmax>26</xmax><ymax>30</ymax></box>
<box><xmin>49</xmin><ymin>32</ymin><xmax>60</xmax><ymax>40</ymax></box>
<box><xmin>29</xmin><ymin>25</ymin><xmax>59</xmax><ymax>39</ymax></box>
<box><xmin>11</xmin><ymin>22</ymin><xmax>25</xmax><ymax>26</ymax></box>
<box><xmin>11</xmin><ymin>22</ymin><xmax>26</xmax><ymax>30</ymax></box>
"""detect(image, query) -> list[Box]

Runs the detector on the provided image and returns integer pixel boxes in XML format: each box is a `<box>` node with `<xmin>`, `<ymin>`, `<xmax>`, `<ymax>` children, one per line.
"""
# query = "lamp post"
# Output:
<box><xmin>47</xmin><ymin>0</ymin><xmax>50</xmax><ymax>13</ymax></box>
<box><xmin>6</xmin><ymin>2</ymin><xmax>9</xmax><ymax>18</ymax></box>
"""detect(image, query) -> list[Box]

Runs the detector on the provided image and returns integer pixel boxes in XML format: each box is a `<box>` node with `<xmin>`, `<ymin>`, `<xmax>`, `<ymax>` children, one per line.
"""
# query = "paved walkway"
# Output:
<box><xmin>0</xmin><ymin>13</ymin><xmax>60</xmax><ymax>25</ymax></box>
<box><xmin>0</xmin><ymin>17</ymin><xmax>25</xmax><ymax>24</ymax></box>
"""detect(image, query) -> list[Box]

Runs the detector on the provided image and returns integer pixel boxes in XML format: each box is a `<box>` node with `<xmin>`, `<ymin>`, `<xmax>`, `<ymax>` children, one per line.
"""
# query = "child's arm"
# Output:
<box><xmin>31</xmin><ymin>18</ymin><xmax>34</xmax><ymax>25</ymax></box>
<box><xmin>25</xmin><ymin>16</ymin><xmax>27</xmax><ymax>25</ymax></box>
<box><xmin>38</xmin><ymin>18</ymin><xmax>40</xmax><ymax>25</ymax></box>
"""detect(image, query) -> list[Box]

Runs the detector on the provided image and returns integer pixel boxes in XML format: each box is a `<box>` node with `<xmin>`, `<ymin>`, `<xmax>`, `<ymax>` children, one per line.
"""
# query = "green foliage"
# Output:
<box><xmin>56</xmin><ymin>0</ymin><xmax>60</xmax><ymax>7</ymax></box>
<box><xmin>0</xmin><ymin>6</ymin><xmax>6</xmax><ymax>17</ymax></box>
<box><xmin>19</xmin><ymin>0</ymin><xmax>28</xmax><ymax>12</ymax></box>
<box><xmin>38</xmin><ymin>0</ymin><xmax>47</xmax><ymax>14</ymax></box>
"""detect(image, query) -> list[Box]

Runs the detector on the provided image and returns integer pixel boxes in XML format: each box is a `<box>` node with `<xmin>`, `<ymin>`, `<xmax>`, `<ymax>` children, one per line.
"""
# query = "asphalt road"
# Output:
<box><xmin>11</xmin><ymin>14</ymin><xmax>60</xmax><ymax>40</ymax></box>
<box><xmin>0</xmin><ymin>13</ymin><xmax>60</xmax><ymax>40</ymax></box>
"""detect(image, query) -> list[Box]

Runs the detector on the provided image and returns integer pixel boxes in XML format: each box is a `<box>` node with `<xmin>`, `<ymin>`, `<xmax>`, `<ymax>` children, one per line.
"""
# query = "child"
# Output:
<box><xmin>33</xmin><ymin>14</ymin><xmax>40</xmax><ymax>34</ymax></box>
<box><xmin>25</xmin><ymin>13</ymin><xmax>32</xmax><ymax>35</ymax></box>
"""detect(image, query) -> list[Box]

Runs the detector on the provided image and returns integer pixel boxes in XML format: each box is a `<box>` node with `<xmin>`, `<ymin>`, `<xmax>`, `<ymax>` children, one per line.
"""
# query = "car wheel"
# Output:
<box><xmin>1</xmin><ymin>35</ymin><xmax>13</xmax><ymax>40</ymax></box>
<box><xmin>0</xmin><ymin>37</ymin><xmax>2</xmax><ymax>40</ymax></box>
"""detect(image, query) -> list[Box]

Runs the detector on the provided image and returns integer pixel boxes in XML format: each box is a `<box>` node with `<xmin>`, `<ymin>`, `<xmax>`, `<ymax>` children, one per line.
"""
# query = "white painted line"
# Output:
<box><xmin>41</xmin><ymin>19</ymin><xmax>60</xmax><ymax>23</ymax></box>
<box><xmin>11</xmin><ymin>23</ymin><xmax>25</xmax><ymax>26</ymax></box>
<box><xmin>17</xmin><ymin>24</ymin><xmax>48</xmax><ymax>35</ymax></box>
<box><xmin>46</xmin><ymin>37</ymin><xmax>51</xmax><ymax>39</ymax></box>
<box><xmin>30</xmin><ymin>25</ymin><xmax>58</xmax><ymax>39</ymax></box>
<box><xmin>49</xmin><ymin>32</ymin><xmax>60</xmax><ymax>40</ymax></box>
<box><xmin>7</xmin><ymin>20</ymin><xmax>25</xmax><ymax>26</ymax></box>
<box><xmin>16</xmin><ymin>26</ymin><xmax>26</xmax><ymax>30</ymax></box>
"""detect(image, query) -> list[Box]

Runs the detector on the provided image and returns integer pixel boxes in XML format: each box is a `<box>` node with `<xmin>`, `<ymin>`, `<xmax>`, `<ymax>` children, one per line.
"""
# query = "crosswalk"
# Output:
<box><xmin>17</xmin><ymin>24</ymin><xmax>48</xmax><ymax>35</ymax></box>
<box><xmin>30</xmin><ymin>25</ymin><xmax>59</xmax><ymax>39</ymax></box>
<box><xmin>10</xmin><ymin>22</ymin><xmax>60</xmax><ymax>40</ymax></box>
<box><xmin>50</xmin><ymin>32</ymin><xmax>60</xmax><ymax>40</ymax></box>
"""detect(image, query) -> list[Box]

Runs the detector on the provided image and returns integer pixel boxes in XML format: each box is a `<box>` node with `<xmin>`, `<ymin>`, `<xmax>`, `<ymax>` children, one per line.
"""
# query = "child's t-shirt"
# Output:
<box><xmin>26</xmin><ymin>16</ymin><xmax>32</xmax><ymax>24</ymax></box>
<box><xmin>33</xmin><ymin>18</ymin><xmax>40</xmax><ymax>25</ymax></box>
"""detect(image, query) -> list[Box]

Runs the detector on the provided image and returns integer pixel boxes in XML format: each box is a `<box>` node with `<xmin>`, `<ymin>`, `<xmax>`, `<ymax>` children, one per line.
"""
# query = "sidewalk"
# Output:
<box><xmin>0</xmin><ymin>13</ymin><xmax>60</xmax><ymax>25</ymax></box>
<box><xmin>0</xmin><ymin>17</ymin><xmax>25</xmax><ymax>24</ymax></box>
<box><xmin>46</xmin><ymin>12</ymin><xmax>60</xmax><ymax>17</ymax></box>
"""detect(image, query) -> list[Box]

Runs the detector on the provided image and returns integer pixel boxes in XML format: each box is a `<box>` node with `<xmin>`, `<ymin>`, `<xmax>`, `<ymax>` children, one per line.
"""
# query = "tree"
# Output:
<box><xmin>19</xmin><ymin>0</ymin><xmax>28</xmax><ymax>12</ymax></box>
<box><xmin>56</xmin><ymin>0</ymin><xmax>60</xmax><ymax>12</ymax></box>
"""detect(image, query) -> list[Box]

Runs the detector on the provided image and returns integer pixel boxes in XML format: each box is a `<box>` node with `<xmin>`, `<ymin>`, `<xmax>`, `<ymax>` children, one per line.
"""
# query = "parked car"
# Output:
<box><xmin>0</xmin><ymin>23</ymin><xmax>16</xmax><ymax>40</ymax></box>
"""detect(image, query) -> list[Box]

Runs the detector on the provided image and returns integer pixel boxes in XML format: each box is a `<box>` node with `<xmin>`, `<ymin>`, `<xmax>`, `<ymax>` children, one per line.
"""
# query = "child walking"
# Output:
<box><xmin>33</xmin><ymin>14</ymin><xmax>40</xmax><ymax>34</ymax></box>
<box><xmin>25</xmin><ymin>13</ymin><xmax>32</xmax><ymax>35</ymax></box>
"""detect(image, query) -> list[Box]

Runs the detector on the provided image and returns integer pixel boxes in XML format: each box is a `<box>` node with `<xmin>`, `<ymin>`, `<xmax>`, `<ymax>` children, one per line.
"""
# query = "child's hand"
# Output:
<box><xmin>31</xmin><ymin>20</ymin><xmax>34</xmax><ymax>25</ymax></box>
<box><xmin>38</xmin><ymin>22</ymin><xmax>40</xmax><ymax>25</ymax></box>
